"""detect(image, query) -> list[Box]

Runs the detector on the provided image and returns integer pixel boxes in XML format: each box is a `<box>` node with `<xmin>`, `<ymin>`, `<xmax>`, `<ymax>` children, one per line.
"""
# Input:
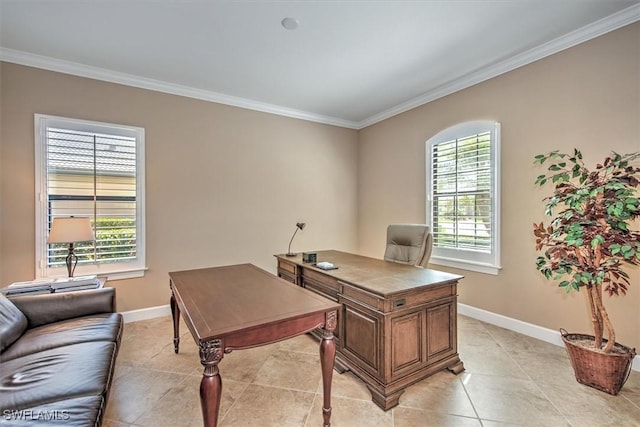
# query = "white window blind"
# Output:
<box><xmin>426</xmin><ymin>121</ymin><xmax>500</xmax><ymax>275</ymax></box>
<box><xmin>35</xmin><ymin>115</ymin><xmax>146</xmax><ymax>279</ymax></box>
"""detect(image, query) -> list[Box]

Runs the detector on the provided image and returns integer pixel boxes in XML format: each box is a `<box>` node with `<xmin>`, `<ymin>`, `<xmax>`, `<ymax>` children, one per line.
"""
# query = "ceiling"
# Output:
<box><xmin>1</xmin><ymin>1</ymin><xmax>638</xmax><ymax>129</ymax></box>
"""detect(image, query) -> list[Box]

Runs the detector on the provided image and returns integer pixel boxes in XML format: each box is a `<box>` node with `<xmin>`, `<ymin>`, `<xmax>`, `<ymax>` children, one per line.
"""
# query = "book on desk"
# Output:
<box><xmin>1</xmin><ymin>275</ymin><xmax>102</xmax><ymax>296</ymax></box>
<box><xmin>51</xmin><ymin>275</ymin><xmax>101</xmax><ymax>291</ymax></box>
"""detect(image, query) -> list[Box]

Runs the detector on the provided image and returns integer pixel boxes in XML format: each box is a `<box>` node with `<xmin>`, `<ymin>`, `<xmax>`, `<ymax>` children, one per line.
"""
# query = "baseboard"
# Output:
<box><xmin>120</xmin><ymin>304</ymin><xmax>171</xmax><ymax>323</ymax></box>
<box><xmin>458</xmin><ymin>303</ymin><xmax>640</xmax><ymax>372</ymax></box>
<box><xmin>119</xmin><ymin>302</ymin><xmax>639</xmax><ymax>372</ymax></box>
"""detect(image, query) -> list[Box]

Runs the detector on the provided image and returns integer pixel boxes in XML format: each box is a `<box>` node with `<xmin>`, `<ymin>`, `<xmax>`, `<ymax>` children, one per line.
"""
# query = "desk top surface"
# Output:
<box><xmin>169</xmin><ymin>263</ymin><xmax>340</xmax><ymax>342</ymax></box>
<box><xmin>275</xmin><ymin>250</ymin><xmax>464</xmax><ymax>297</ymax></box>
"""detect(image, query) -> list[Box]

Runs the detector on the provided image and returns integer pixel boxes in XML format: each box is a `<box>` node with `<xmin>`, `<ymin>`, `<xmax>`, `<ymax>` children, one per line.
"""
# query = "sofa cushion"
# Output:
<box><xmin>0</xmin><ymin>341</ymin><xmax>116</xmax><ymax>412</ymax></box>
<box><xmin>10</xmin><ymin>289</ymin><xmax>116</xmax><ymax>329</ymax></box>
<box><xmin>0</xmin><ymin>293</ymin><xmax>28</xmax><ymax>352</ymax></box>
<box><xmin>0</xmin><ymin>313</ymin><xmax>122</xmax><ymax>362</ymax></box>
<box><xmin>0</xmin><ymin>395</ymin><xmax>104</xmax><ymax>426</ymax></box>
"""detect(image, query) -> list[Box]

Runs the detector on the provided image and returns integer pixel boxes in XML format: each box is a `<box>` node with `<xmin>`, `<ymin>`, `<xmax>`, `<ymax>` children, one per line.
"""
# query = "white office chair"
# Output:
<box><xmin>383</xmin><ymin>224</ymin><xmax>432</xmax><ymax>268</ymax></box>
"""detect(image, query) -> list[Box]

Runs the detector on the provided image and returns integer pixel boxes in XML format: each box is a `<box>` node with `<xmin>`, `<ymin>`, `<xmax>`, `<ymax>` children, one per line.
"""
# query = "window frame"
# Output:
<box><xmin>34</xmin><ymin>114</ymin><xmax>146</xmax><ymax>280</ymax></box>
<box><xmin>426</xmin><ymin>120</ymin><xmax>501</xmax><ymax>275</ymax></box>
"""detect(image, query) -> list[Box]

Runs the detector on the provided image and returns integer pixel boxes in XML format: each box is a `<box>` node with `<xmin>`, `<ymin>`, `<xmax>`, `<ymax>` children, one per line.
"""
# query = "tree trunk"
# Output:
<box><xmin>591</xmin><ymin>284</ymin><xmax>616</xmax><ymax>353</ymax></box>
<box><xmin>586</xmin><ymin>285</ymin><xmax>603</xmax><ymax>348</ymax></box>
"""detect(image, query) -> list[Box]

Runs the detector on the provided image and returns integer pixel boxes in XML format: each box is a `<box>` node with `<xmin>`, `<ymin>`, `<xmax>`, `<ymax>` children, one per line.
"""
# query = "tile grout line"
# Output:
<box><xmin>303</xmin><ymin>393</ymin><xmax>318</xmax><ymax>427</ymax></box>
<box><xmin>500</xmin><ymin>332</ymin><xmax>575</xmax><ymax>424</ymax></box>
<box><xmin>219</xmin><ymin>381</ymin><xmax>251</xmax><ymax>424</ymax></box>
<box><xmin>478</xmin><ymin>322</ymin><xmax>576</xmax><ymax>426</ymax></box>
<box><xmin>457</xmin><ymin>370</ymin><xmax>484</xmax><ymax>425</ymax></box>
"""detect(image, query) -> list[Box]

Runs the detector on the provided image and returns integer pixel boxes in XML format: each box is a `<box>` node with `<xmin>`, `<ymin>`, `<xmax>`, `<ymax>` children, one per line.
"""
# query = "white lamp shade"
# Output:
<box><xmin>47</xmin><ymin>217</ymin><xmax>95</xmax><ymax>243</ymax></box>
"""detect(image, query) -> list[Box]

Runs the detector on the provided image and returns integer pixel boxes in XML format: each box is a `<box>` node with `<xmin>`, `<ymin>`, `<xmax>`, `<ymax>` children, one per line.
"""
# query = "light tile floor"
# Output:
<box><xmin>103</xmin><ymin>315</ymin><xmax>640</xmax><ymax>427</ymax></box>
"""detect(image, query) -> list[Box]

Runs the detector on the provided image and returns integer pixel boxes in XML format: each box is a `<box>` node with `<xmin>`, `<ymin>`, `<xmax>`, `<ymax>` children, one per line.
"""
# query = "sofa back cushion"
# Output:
<box><xmin>0</xmin><ymin>293</ymin><xmax>28</xmax><ymax>352</ymax></box>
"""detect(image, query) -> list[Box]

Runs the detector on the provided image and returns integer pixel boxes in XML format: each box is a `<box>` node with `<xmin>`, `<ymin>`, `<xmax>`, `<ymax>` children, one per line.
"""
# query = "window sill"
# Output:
<box><xmin>97</xmin><ymin>267</ymin><xmax>148</xmax><ymax>281</ymax></box>
<box><xmin>429</xmin><ymin>257</ymin><xmax>501</xmax><ymax>275</ymax></box>
<box><xmin>42</xmin><ymin>266</ymin><xmax>147</xmax><ymax>281</ymax></box>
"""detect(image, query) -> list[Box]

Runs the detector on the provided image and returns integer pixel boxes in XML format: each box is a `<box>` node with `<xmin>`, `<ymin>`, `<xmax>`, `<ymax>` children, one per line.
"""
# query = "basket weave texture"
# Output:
<box><xmin>561</xmin><ymin>330</ymin><xmax>636</xmax><ymax>395</ymax></box>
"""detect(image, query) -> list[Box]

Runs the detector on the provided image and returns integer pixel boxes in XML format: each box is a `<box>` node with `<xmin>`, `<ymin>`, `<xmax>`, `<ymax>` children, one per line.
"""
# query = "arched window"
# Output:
<box><xmin>426</xmin><ymin>121</ymin><xmax>501</xmax><ymax>274</ymax></box>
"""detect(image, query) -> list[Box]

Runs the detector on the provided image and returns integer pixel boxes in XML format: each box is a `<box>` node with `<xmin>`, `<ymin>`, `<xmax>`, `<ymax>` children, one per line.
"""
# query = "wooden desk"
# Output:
<box><xmin>275</xmin><ymin>250</ymin><xmax>464</xmax><ymax>410</ymax></box>
<box><xmin>169</xmin><ymin>264</ymin><xmax>340</xmax><ymax>427</ymax></box>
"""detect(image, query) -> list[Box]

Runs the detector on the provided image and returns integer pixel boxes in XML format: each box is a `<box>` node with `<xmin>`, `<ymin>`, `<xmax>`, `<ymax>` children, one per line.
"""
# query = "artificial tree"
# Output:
<box><xmin>533</xmin><ymin>149</ymin><xmax>640</xmax><ymax>353</ymax></box>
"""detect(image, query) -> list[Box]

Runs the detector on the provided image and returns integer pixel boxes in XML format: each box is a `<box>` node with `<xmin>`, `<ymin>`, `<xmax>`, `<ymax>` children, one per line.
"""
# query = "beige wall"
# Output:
<box><xmin>358</xmin><ymin>23</ymin><xmax>640</xmax><ymax>350</ymax></box>
<box><xmin>0</xmin><ymin>63</ymin><xmax>3</xmax><ymax>277</ymax></box>
<box><xmin>1</xmin><ymin>23</ymin><xmax>638</xmax><ymax>349</ymax></box>
<box><xmin>0</xmin><ymin>63</ymin><xmax>359</xmax><ymax>311</ymax></box>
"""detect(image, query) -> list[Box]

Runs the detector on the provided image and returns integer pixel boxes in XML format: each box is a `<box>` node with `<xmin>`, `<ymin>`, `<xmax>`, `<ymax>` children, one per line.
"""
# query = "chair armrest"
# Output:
<box><xmin>10</xmin><ymin>288</ymin><xmax>117</xmax><ymax>328</ymax></box>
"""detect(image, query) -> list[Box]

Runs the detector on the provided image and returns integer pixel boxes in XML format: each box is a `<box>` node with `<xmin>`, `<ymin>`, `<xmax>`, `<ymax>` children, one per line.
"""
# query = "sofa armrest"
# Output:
<box><xmin>10</xmin><ymin>288</ymin><xmax>117</xmax><ymax>328</ymax></box>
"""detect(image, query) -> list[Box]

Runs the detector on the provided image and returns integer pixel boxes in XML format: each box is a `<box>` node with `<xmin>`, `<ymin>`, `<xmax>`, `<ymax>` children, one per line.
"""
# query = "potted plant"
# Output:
<box><xmin>533</xmin><ymin>149</ymin><xmax>639</xmax><ymax>395</ymax></box>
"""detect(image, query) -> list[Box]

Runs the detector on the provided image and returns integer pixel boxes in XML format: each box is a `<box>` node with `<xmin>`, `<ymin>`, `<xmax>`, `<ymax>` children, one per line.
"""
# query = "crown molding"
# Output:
<box><xmin>0</xmin><ymin>48</ymin><xmax>360</xmax><ymax>130</ymax></box>
<box><xmin>1</xmin><ymin>4</ymin><xmax>637</xmax><ymax>131</ymax></box>
<box><xmin>356</xmin><ymin>3</ymin><xmax>640</xmax><ymax>129</ymax></box>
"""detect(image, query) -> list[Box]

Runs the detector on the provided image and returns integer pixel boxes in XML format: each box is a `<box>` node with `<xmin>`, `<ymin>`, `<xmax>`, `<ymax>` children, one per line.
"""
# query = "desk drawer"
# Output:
<box><xmin>303</xmin><ymin>269</ymin><xmax>340</xmax><ymax>291</ymax></box>
<box><xmin>278</xmin><ymin>260</ymin><xmax>297</xmax><ymax>275</ymax></box>
<box><xmin>278</xmin><ymin>269</ymin><xmax>297</xmax><ymax>285</ymax></box>
<box><xmin>386</xmin><ymin>282</ymin><xmax>456</xmax><ymax>312</ymax></box>
<box><xmin>302</xmin><ymin>276</ymin><xmax>339</xmax><ymax>302</ymax></box>
<box><xmin>341</xmin><ymin>284</ymin><xmax>383</xmax><ymax>311</ymax></box>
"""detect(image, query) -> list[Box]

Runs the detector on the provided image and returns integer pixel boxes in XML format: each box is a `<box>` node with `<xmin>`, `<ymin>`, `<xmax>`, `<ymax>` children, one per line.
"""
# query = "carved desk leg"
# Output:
<box><xmin>170</xmin><ymin>283</ymin><xmax>180</xmax><ymax>353</ymax></box>
<box><xmin>199</xmin><ymin>339</ymin><xmax>224</xmax><ymax>427</ymax></box>
<box><xmin>320</xmin><ymin>310</ymin><xmax>337</xmax><ymax>427</ymax></box>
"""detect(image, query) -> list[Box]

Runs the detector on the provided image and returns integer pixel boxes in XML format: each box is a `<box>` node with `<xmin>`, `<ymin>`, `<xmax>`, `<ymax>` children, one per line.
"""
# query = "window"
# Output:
<box><xmin>35</xmin><ymin>114</ymin><xmax>146</xmax><ymax>279</ymax></box>
<box><xmin>426</xmin><ymin>121</ymin><xmax>500</xmax><ymax>275</ymax></box>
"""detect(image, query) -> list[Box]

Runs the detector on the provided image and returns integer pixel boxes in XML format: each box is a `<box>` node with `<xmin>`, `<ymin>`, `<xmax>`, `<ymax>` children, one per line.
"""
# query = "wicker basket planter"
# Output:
<box><xmin>561</xmin><ymin>329</ymin><xmax>636</xmax><ymax>395</ymax></box>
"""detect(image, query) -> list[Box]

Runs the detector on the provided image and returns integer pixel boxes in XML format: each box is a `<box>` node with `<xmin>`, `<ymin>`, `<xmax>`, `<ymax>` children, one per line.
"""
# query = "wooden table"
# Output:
<box><xmin>276</xmin><ymin>250</ymin><xmax>464</xmax><ymax>410</ymax></box>
<box><xmin>169</xmin><ymin>264</ymin><xmax>340</xmax><ymax>427</ymax></box>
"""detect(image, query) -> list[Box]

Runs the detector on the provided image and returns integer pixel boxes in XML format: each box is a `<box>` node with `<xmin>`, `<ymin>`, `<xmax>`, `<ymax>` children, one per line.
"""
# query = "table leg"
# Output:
<box><xmin>199</xmin><ymin>340</ymin><xmax>224</xmax><ymax>427</ymax></box>
<box><xmin>320</xmin><ymin>310</ymin><xmax>337</xmax><ymax>427</ymax></box>
<box><xmin>170</xmin><ymin>287</ymin><xmax>180</xmax><ymax>353</ymax></box>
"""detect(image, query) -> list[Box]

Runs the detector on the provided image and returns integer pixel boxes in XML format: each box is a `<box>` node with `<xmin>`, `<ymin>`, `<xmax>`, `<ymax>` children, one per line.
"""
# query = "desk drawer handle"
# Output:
<box><xmin>394</xmin><ymin>299</ymin><xmax>406</xmax><ymax>308</ymax></box>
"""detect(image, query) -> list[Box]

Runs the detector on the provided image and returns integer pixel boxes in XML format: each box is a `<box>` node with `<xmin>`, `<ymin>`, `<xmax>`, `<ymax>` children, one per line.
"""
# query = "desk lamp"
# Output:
<box><xmin>286</xmin><ymin>222</ymin><xmax>306</xmax><ymax>257</ymax></box>
<box><xmin>47</xmin><ymin>216</ymin><xmax>95</xmax><ymax>277</ymax></box>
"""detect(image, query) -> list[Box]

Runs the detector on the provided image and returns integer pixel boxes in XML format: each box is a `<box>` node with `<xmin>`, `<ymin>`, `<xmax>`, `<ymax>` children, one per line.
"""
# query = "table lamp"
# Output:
<box><xmin>47</xmin><ymin>216</ymin><xmax>95</xmax><ymax>277</ymax></box>
<box><xmin>286</xmin><ymin>222</ymin><xmax>306</xmax><ymax>257</ymax></box>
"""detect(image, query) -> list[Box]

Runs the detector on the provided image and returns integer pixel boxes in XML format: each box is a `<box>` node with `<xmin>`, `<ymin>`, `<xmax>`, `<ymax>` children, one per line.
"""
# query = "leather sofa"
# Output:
<box><xmin>0</xmin><ymin>288</ymin><xmax>122</xmax><ymax>426</ymax></box>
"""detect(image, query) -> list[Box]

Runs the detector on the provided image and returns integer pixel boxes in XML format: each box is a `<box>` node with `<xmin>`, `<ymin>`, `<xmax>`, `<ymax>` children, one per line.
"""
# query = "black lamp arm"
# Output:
<box><xmin>286</xmin><ymin>222</ymin><xmax>306</xmax><ymax>256</ymax></box>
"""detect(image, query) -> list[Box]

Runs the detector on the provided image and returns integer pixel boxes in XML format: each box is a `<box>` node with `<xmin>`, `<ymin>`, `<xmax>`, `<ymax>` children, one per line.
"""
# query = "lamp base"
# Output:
<box><xmin>66</xmin><ymin>243</ymin><xmax>78</xmax><ymax>277</ymax></box>
<box><xmin>285</xmin><ymin>252</ymin><xmax>297</xmax><ymax>257</ymax></box>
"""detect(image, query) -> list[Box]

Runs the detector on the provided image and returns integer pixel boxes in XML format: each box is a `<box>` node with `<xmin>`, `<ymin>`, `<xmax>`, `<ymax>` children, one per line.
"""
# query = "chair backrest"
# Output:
<box><xmin>383</xmin><ymin>224</ymin><xmax>433</xmax><ymax>268</ymax></box>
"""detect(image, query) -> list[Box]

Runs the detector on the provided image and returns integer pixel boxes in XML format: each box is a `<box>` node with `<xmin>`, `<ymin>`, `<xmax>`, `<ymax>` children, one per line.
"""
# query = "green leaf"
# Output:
<box><xmin>572</xmin><ymin>165</ymin><xmax>581</xmax><ymax>178</ymax></box>
<box><xmin>591</xmin><ymin>235</ymin><xmax>605</xmax><ymax>248</ymax></box>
